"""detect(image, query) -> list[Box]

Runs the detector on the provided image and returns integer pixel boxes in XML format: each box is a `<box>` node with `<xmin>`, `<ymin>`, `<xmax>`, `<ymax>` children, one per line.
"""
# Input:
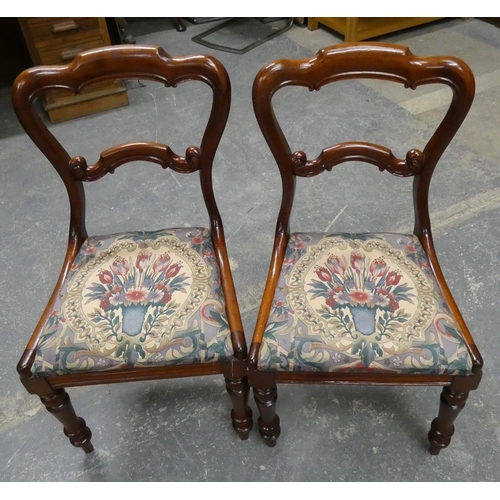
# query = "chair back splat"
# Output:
<box><xmin>12</xmin><ymin>45</ymin><xmax>252</xmax><ymax>453</ymax></box>
<box><xmin>249</xmin><ymin>43</ymin><xmax>483</xmax><ymax>453</ymax></box>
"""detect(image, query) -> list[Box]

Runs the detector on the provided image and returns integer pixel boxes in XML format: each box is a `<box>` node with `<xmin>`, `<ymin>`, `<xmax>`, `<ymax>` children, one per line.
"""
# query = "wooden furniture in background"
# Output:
<box><xmin>12</xmin><ymin>45</ymin><xmax>252</xmax><ymax>453</ymax></box>
<box><xmin>0</xmin><ymin>18</ymin><xmax>32</xmax><ymax>85</ymax></box>
<box><xmin>18</xmin><ymin>18</ymin><xmax>128</xmax><ymax>123</ymax></box>
<box><xmin>308</xmin><ymin>18</ymin><xmax>443</xmax><ymax>42</ymax></box>
<box><xmin>249</xmin><ymin>43</ymin><xmax>483</xmax><ymax>454</ymax></box>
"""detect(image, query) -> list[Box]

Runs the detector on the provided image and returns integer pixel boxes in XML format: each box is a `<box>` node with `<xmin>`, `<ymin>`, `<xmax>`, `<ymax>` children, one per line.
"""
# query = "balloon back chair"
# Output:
<box><xmin>249</xmin><ymin>43</ymin><xmax>483</xmax><ymax>454</ymax></box>
<box><xmin>12</xmin><ymin>45</ymin><xmax>252</xmax><ymax>453</ymax></box>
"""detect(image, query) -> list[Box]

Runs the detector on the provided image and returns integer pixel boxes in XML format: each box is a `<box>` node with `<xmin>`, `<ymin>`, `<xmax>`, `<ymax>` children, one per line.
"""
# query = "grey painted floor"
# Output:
<box><xmin>1</xmin><ymin>18</ymin><xmax>500</xmax><ymax>481</ymax></box>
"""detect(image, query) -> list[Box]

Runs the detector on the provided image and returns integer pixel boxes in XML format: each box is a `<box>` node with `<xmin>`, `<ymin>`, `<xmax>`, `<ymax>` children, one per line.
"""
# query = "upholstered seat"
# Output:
<box><xmin>258</xmin><ymin>232</ymin><xmax>472</xmax><ymax>375</ymax></box>
<box><xmin>33</xmin><ymin>228</ymin><xmax>234</xmax><ymax>377</ymax></box>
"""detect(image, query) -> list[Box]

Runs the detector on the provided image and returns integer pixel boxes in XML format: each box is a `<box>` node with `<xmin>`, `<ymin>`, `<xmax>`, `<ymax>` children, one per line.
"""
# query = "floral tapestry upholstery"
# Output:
<box><xmin>32</xmin><ymin>228</ymin><xmax>234</xmax><ymax>377</ymax></box>
<box><xmin>258</xmin><ymin>232</ymin><xmax>473</xmax><ymax>375</ymax></box>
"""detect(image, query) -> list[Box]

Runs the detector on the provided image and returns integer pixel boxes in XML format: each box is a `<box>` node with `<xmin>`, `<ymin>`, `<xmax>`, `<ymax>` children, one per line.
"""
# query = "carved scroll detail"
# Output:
<box><xmin>291</xmin><ymin>143</ymin><xmax>424</xmax><ymax>178</ymax></box>
<box><xmin>70</xmin><ymin>143</ymin><xmax>201</xmax><ymax>181</ymax></box>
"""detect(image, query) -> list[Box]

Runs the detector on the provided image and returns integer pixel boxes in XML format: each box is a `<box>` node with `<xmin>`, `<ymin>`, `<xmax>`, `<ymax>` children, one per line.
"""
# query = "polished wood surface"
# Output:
<box><xmin>249</xmin><ymin>43</ymin><xmax>483</xmax><ymax>452</ymax></box>
<box><xmin>12</xmin><ymin>45</ymin><xmax>252</xmax><ymax>452</ymax></box>
<box><xmin>308</xmin><ymin>17</ymin><xmax>443</xmax><ymax>42</ymax></box>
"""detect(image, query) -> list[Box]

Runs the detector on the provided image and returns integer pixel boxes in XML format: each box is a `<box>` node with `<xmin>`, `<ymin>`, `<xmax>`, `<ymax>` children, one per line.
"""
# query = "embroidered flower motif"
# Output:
<box><xmin>351</xmin><ymin>251</ymin><xmax>365</xmax><ymax>272</ymax></box>
<box><xmin>349</xmin><ymin>289</ymin><xmax>373</xmax><ymax>306</ymax></box>
<box><xmin>153</xmin><ymin>253</ymin><xmax>172</xmax><ymax>274</ymax></box>
<box><xmin>100</xmin><ymin>298</ymin><xmax>111</xmax><ymax>311</ymax></box>
<box><xmin>111</xmin><ymin>257</ymin><xmax>130</xmax><ymax>276</ymax></box>
<box><xmin>148</xmin><ymin>289</ymin><xmax>164</xmax><ymax>303</ymax></box>
<box><xmin>136</xmin><ymin>251</ymin><xmax>151</xmax><ymax>272</ymax></box>
<box><xmin>125</xmin><ymin>288</ymin><xmax>149</xmax><ymax>305</ymax></box>
<box><xmin>186</xmin><ymin>228</ymin><xmax>206</xmax><ymax>246</ymax></box>
<box><xmin>391</xmin><ymin>356</ymin><xmax>403</xmax><ymax>367</ymax></box>
<box><xmin>386</xmin><ymin>271</ymin><xmax>402</xmax><ymax>286</ymax></box>
<box><xmin>332</xmin><ymin>352</ymin><xmax>343</xmax><ymax>363</ymax></box>
<box><xmin>325</xmin><ymin>290</ymin><xmax>336</xmax><ymax>308</ymax></box>
<box><xmin>33</xmin><ymin>228</ymin><xmax>234</xmax><ymax>375</ymax></box>
<box><xmin>388</xmin><ymin>299</ymin><xmax>399</xmax><ymax>311</ymax></box>
<box><xmin>326</xmin><ymin>255</ymin><xmax>346</xmax><ymax>275</ymax></box>
<box><xmin>98</xmin><ymin>270</ymin><xmax>114</xmax><ymax>284</ymax></box>
<box><xmin>315</xmin><ymin>267</ymin><xmax>332</xmax><ymax>282</ymax></box>
<box><xmin>373</xmin><ymin>292</ymin><xmax>390</xmax><ymax>307</ymax></box>
<box><xmin>291</xmin><ymin>235</ymin><xmax>306</xmax><ymax>250</ymax></box>
<box><xmin>307</xmin><ymin>247</ymin><xmax>416</xmax><ymax>361</ymax></box>
<box><xmin>369</xmin><ymin>257</ymin><xmax>387</xmax><ymax>277</ymax></box>
<box><xmin>165</xmin><ymin>263</ymin><xmax>182</xmax><ymax>278</ymax></box>
<box><xmin>109</xmin><ymin>292</ymin><xmax>125</xmax><ymax>307</ymax></box>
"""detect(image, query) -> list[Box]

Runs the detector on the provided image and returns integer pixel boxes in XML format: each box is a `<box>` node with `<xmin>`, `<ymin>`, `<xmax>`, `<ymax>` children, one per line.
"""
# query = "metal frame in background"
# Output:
<box><xmin>191</xmin><ymin>18</ymin><xmax>294</xmax><ymax>55</ymax></box>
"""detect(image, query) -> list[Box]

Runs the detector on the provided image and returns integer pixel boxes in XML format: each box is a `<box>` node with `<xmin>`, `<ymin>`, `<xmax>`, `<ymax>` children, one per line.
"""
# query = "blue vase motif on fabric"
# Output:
<box><xmin>350</xmin><ymin>305</ymin><xmax>377</xmax><ymax>335</ymax></box>
<box><xmin>122</xmin><ymin>305</ymin><xmax>148</xmax><ymax>336</ymax></box>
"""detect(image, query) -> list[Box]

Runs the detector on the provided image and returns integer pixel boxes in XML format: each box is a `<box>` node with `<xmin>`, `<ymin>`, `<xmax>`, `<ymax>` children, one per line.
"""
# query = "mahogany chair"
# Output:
<box><xmin>249</xmin><ymin>43</ymin><xmax>483</xmax><ymax>454</ymax></box>
<box><xmin>12</xmin><ymin>45</ymin><xmax>252</xmax><ymax>453</ymax></box>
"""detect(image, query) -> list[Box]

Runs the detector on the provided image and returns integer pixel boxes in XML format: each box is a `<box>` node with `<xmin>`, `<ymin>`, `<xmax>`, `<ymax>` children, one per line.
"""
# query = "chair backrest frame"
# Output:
<box><xmin>249</xmin><ymin>43</ymin><xmax>482</xmax><ymax>371</ymax></box>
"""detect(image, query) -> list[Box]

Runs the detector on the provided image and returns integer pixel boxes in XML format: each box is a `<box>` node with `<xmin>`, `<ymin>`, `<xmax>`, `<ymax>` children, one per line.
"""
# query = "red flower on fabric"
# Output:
<box><xmin>125</xmin><ymin>288</ymin><xmax>148</xmax><ymax>304</ymax></box>
<box><xmin>349</xmin><ymin>290</ymin><xmax>373</xmax><ymax>305</ymax></box>
<box><xmin>326</xmin><ymin>255</ymin><xmax>346</xmax><ymax>275</ymax></box>
<box><xmin>100</xmin><ymin>299</ymin><xmax>111</xmax><ymax>310</ymax></box>
<box><xmin>386</xmin><ymin>271</ymin><xmax>402</xmax><ymax>286</ymax></box>
<box><xmin>326</xmin><ymin>296</ymin><xmax>336</xmax><ymax>308</ymax></box>
<box><xmin>98</xmin><ymin>270</ymin><xmax>113</xmax><ymax>284</ymax></box>
<box><xmin>136</xmin><ymin>251</ymin><xmax>151</xmax><ymax>272</ymax></box>
<box><xmin>165</xmin><ymin>263</ymin><xmax>182</xmax><ymax>278</ymax></box>
<box><xmin>111</xmin><ymin>257</ymin><xmax>130</xmax><ymax>277</ymax></box>
<box><xmin>203</xmin><ymin>249</ymin><xmax>215</xmax><ymax>259</ymax></box>
<box><xmin>153</xmin><ymin>253</ymin><xmax>171</xmax><ymax>274</ymax></box>
<box><xmin>369</xmin><ymin>257</ymin><xmax>387</xmax><ymax>277</ymax></box>
<box><xmin>326</xmin><ymin>289</ymin><xmax>336</xmax><ymax>308</ymax></box>
<box><xmin>406</xmin><ymin>242</ymin><xmax>417</xmax><ymax>253</ymax></box>
<box><xmin>315</xmin><ymin>267</ymin><xmax>331</xmax><ymax>282</ymax></box>
<box><xmin>161</xmin><ymin>292</ymin><xmax>173</xmax><ymax>305</ymax></box>
<box><xmin>388</xmin><ymin>299</ymin><xmax>399</xmax><ymax>311</ymax></box>
<box><xmin>351</xmin><ymin>251</ymin><xmax>365</xmax><ymax>272</ymax></box>
<box><xmin>293</xmin><ymin>237</ymin><xmax>306</xmax><ymax>250</ymax></box>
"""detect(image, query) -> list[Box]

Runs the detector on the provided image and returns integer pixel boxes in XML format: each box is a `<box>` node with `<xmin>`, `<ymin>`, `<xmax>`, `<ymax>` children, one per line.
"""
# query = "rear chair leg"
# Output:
<box><xmin>40</xmin><ymin>388</ymin><xmax>94</xmax><ymax>453</ymax></box>
<box><xmin>223</xmin><ymin>362</ymin><xmax>253</xmax><ymax>439</ymax></box>
<box><xmin>252</xmin><ymin>375</ymin><xmax>280</xmax><ymax>447</ymax></box>
<box><xmin>428</xmin><ymin>385</ymin><xmax>469</xmax><ymax>455</ymax></box>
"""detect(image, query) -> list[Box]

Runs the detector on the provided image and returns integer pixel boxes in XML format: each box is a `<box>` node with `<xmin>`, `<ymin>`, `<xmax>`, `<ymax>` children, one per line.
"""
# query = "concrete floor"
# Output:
<box><xmin>1</xmin><ymin>17</ymin><xmax>500</xmax><ymax>481</ymax></box>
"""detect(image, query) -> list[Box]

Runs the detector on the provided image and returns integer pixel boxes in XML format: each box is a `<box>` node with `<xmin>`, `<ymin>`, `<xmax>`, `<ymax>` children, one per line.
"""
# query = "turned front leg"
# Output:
<box><xmin>224</xmin><ymin>375</ymin><xmax>253</xmax><ymax>440</ymax></box>
<box><xmin>428</xmin><ymin>385</ymin><xmax>469</xmax><ymax>455</ymax></box>
<box><xmin>41</xmin><ymin>388</ymin><xmax>94</xmax><ymax>453</ymax></box>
